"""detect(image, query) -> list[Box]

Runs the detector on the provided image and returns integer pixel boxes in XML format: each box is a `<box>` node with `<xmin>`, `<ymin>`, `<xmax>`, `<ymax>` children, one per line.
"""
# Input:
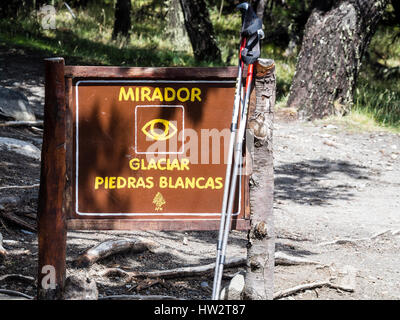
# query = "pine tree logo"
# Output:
<box><xmin>153</xmin><ymin>192</ymin><xmax>166</xmax><ymax>211</ymax></box>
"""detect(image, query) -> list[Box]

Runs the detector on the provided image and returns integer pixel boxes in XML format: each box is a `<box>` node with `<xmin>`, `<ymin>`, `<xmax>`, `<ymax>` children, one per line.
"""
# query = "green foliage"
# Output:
<box><xmin>0</xmin><ymin>0</ymin><xmax>249</xmax><ymax>67</ymax></box>
<box><xmin>261</xmin><ymin>0</ymin><xmax>314</xmax><ymax>48</ymax></box>
<box><xmin>0</xmin><ymin>0</ymin><xmax>399</xmax><ymax>130</ymax></box>
<box><xmin>354</xmin><ymin>79</ymin><xmax>400</xmax><ymax>129</ymax></box>
<box><xmin>0</xmin><ymin>1</ymin><xmax>198</xmax><ymax>66</ymax></box>
<box><xmin>353</xmin><ymin>23</ymin><xmax>400</xmax><ymax>130</ymax></box>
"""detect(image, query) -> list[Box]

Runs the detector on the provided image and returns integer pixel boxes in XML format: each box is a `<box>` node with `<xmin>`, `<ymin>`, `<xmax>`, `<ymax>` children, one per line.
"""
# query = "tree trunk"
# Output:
<box><xmin>243</xmin><ymin>59</ymin><xmax>275</xmax><ymax>300</ymax></box>
<box><xmin>287</xmin><ymin>0</ymin><xmax>389</xmax><ymax>120</ymax></box>
<box><xmin>392</xmin><ymin>0</ymin><xmax>400</xmax><ymax>24</ymax></box>
<box><xmin>165</xmin><ymin>0</ymin><xmax>192</xmax><ymax>52</ymax></box>
<box><xmin>112</xmin><ymin>0</ymin><xmax>132</xmax><ymax>39</ymax></box>
<box><xmin>254</xmin><ymin>0</ymin><xmax>267</xmax><ymax>20</ymax></box>
<box><xmin>179</xmin><ymin>0</ymin><xmax>222</xmax><ymax>63</ymax></box>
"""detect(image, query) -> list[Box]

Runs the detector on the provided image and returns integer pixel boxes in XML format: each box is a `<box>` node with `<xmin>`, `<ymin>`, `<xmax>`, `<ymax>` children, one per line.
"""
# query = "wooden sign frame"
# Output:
<box><xmin>37</xmin><ymin>58</ymin><xmax>251</xmax><ymax>298</ymax></box>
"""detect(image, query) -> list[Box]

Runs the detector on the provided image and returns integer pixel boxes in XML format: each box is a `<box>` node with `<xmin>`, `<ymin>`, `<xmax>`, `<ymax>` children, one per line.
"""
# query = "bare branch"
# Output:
<box><xmin>0</xmin><ymin>121</ymin><xmax>43</xmax><ymax>127</ymax></box>
<box><xmin>99</xmin><ymin>294</ymin><xmax>182</xmax><ymax>300</ymax></box>
<box><xmin>75</xmin><ymin>238</ymin><xmax>159</xmax><ymax>267</ymax></box>
<box><xmin>0</xmin><ymin>184</ymin><xmax>40</xmax><ymax>190</ymax></box>
<box><xmin>273</xmin><ymin>279</ymin><xmax>354</xmax><ymax>300</ymax></box>
<box><xmin>0</xmin><ymin>289</ymin><xmax>33</xmax><ymax>299</ymax></box>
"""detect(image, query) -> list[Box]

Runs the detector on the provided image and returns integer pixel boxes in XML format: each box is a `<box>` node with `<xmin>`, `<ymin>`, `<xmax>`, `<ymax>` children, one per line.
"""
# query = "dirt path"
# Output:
<box><xmin>0</xmin><ymin>46</ymin><xmax>399</xmax><ymax>299</ymax></box>
<box><xmin>273</xmin><ymin>119</ymin><xmax>400</xmax><ymax>299</ymax></box>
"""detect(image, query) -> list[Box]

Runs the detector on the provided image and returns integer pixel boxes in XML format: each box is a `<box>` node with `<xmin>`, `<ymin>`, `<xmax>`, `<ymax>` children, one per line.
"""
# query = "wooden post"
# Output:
<box><xmin>243</xmin><ymin>59</ymin><xmax>275</xmax><ymax>300</ymax></box>
<box><xmin>37</xmin><ymin>58</ymin><xmax>67</xmax><ymax>300</ymax></box>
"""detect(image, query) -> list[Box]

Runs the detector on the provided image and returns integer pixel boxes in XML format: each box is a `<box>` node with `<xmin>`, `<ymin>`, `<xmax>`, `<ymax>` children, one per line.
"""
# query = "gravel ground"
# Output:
<box><xmin>273</xmin><ymin>118</ymin><xmax>400</xmax><ymax>300</ymax></box>
<box><xmin>0</xmin><ymin>45</ymin><xmax>399</xmax><ymax>300</ymax></box>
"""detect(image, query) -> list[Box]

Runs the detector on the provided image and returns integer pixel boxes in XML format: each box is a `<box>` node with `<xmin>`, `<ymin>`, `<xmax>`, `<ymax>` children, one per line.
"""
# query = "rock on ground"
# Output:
<box><xmin>62</xmin><ymin>276</ymin><xmax>98</xmax><ymax>300</ymax></box>
<box><xmin>220</xmin><ymin>271</ymin><xmax>245</xmax><ymax>300</ymax></box>
<box><xmin>0</xmin><ymin>137</ymin><xmax>41</xmax><ymax>160</ymax></box>
<box><xmin>0</xmin><ymin>87</ymin><xmax>36</xmax><ymax>121</ymax></box>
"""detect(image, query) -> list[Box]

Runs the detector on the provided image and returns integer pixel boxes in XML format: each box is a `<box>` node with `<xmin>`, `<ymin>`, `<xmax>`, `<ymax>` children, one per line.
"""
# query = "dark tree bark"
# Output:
<box><xmin>112</xmin><ymin>0</ymin><xmax>132</xmax><ymax>39</ymax></box>
<box><xmin>392</xmin><ymin>0</ymin><xmax>400</xmax><ymax>24</ymax></box>
<box><xmin>165</xmin><ymin>0</ymin><xmax>191</xmax><ymax>52</ymax></box>
<box><xmin>287</xmin><ymin>0</ymin><xmax>389</xmax><ymax>120</ymax></box>
<box><xmin>0</xmin><ymin>0</ymin><xmax>41</xmax><ymax>17</ymax></box>
<box><xmin>179</xmin><ymin>0</ymin><xmax>222</xmax><ymax>63</ymax></box>
<box><xmin>253</xmin><ymin>0</ymin><xmax>267</xmax><ymax>20</ymax></box>
<box><xmin>243</xmin><ymin>59</ymin><xmax>275</xmax><ymax>300</ymax></box>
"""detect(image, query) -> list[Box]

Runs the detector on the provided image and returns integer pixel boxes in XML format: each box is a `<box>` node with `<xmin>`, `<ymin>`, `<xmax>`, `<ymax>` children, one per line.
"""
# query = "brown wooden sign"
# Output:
<box><xmin>37</xmin><ymin>58</ymin><xmax>253</xmax><ymax>299</ymax></box>
<box><xmin>59</xmin><ymin>64</ymin><xmax>250</xmax><ymax>231</ymax></box>
<box><xmin>73</xmin><ymin>81</ymin><xmax>245</xmax><ymax>218</ymax></box>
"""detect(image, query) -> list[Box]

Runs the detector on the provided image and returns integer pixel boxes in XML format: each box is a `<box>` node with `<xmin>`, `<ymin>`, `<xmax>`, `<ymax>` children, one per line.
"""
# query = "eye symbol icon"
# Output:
<box><xmin>141</xmin><ymin>119</ymin><xmax>178</xmax><ymax>141</ymax></box>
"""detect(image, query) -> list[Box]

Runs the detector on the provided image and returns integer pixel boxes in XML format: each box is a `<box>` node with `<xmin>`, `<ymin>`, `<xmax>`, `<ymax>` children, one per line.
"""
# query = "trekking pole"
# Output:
<box><xmin>211</xmin><ymin>38</ymin><xmax>246</xmax><ymax>300</ymax></box>
<box><xmin>213</xmin><ymin>63</ymin><xmax>254</xmax><ymax>300</ymax></box>
<box><xmin>212</xmin><ymin>2</ymin><xmax>263</xmax><ymax>300</ymax></box>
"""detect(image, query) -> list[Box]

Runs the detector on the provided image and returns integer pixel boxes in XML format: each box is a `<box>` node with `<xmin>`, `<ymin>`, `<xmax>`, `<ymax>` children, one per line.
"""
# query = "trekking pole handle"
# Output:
<box><xmin>258</xmin><ymin>29</ymin><xmax>265</xmax><ymax>40</ymax></box>
<box><xmin>239</xmin><ymin>38</ymin><xmax>246</xmax><ymax>62</ymax></box>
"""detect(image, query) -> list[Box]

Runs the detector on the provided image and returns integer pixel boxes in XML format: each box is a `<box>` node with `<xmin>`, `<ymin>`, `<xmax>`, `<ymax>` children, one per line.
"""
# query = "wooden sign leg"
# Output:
<box><xmin>244</xmin><ymin>59</ymin><xmax>276</xmax><ymax>300</ymax></box>
<box><xmin>37</xmin><ymin>58</ymin><xmax>67</xmax><ymax>300</ymax></box>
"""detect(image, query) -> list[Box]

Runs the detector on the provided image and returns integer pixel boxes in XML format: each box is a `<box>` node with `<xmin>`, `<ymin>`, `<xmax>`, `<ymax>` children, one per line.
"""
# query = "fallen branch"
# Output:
<box><xmin>392</xmin><ymin>229</ymin><xmax>400</xmax><ymax>236</ymax></box>
<box><xmin>273</xmin><ymin>279</ymin><xmax>354</xmax><ymax>300</ymax></box>
<box><xmin>2</xmin><ymin>239</ymin><xmax>19</xmax><ymax>245</ymax></box>
<box><xmin>0</xmin><ymin>211</ymin><xmax>37</xmax><ymax>232</ymax></box>
<box><xmin>319</xmin><ymin>229</ymin><xmax>394</xmax><ymax>246</ymax></box>
<box><xmin>131</xmin><ymin>257</ymin><xmax>246</xmax><ymax>279</ymax></box>
<box><xmin>102</xmin><ymin>257</ymin><xmax>246</xmax><ymax>280</ymax></box>
<box><xmin>0</xmin><ymin>274</ymin><xmax>35</xmax><ymax>284</ymax></box>
<box><xmin>319</xmin><ymin>239</ymin><xmax>358</xmax><ymax>246</ymax></box>
<box><xmin>102</xmin><ymin>267</ymin><xmax>131</xmax><ymax>278</ymax></box>
<box><xmin>0</xmin><ymin>184</ymin><xmax>40</xmax><ymax>190</ymax></box>
<box><xmin>75</xmin><ymin>238</ymin><xmax>159</xmax><ymax>267</ymax></box>
<box><xmin>0</xmin><ymin>218</ymin><xmax>10</xmax><ymax>234</ymax></box>
<box><xmin>275</xmin><ymin>251</ymin><xmax>322</xmax><ymax>266</ymax></box>
<box><xmin>98</xmin><ymin>294</ymin><xmax>182</xmax><ymax>300</ymax></box>
<box><xmin>0</xmin><ymin>232</ymin><xmax>7</xmax><ymax>257</ymax></box>
<box><xmin>102</xmin><ymin>252</ymin><xmax>322</xmax><ymax>281</ymax></box>
<box><xmin>29</xmin><ymin>126</ymin><xmax>43</xmax><ymax>134</ymax></box>
<box><xmin>277</xmin><ymin>232</ymin><xmax>309</xmax><ymax>242</ymax></box>
<box><xmin>323</xmin><ymin>140</ymin><xmax>339</xmax><ymax>148</ymax></box>
<box><xmin>0</xmin><ymin>289</ymin><xmax>33</xmax><ymax>299</ymax></box>
<box><xmin>0</xmin><ymin>120</ymin><xmax>43</xmax><ymax>128</ymax></box>
<box><xmin>135</xmin><ymin>279</ymin><xmax>162</xmax><ymax>292</ymax></box>
<box><xmin>370</xmin><ymin>229</ymin><xmax>392</xmax><ymax>240</ymax></box>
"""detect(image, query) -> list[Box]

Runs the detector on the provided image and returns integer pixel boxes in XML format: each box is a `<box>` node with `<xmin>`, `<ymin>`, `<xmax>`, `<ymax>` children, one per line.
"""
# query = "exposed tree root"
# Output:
<box><xmin>99</xmin><ymin>294</ymin><xmax>182</xmax><ymax>300</ymax></box>
<box><xmin>134</xmin><ymin>279</ymin><xmax>162</xmax><ymax>292</ymax></box>
<box><xmin>75</xmin><ymin>238</ymin><xmax>159</xmax><ymax>267</ymax></box>
<box><xmin>319</xmin><ymin>239</ymin><xmax>358</xmax><ymax>246</ymax></box>
<box><xmin>101</xmin><ymin>252</ymin><xmax>324</xmax><ymax>282</ymax></box>
<box><xmin>0</xmin><ymin>274</ymin><xmax>35</xmax><ymax>284</ymax></box>
<box><xmin>392</xmin><ymin>229</ymin><xmax>400</xmax><ymax>236</ymax></box>
<box><xmin>319</xmin><ymin>229</ymin><xmax>395</xmax><ymax>246</ymax></box>
<box><xmin>0</xmin><ymin>289</ymin><xmax>33</xmax><ymax>299</ymax></box>
<box><xmin>275</xmin><ymin>251</ymin><xmax>323</xmax><ymax>266</ymax></box>
<box><xmin>102</xmin><ymin>267</ymin><xmax>131</xmax><ymax>278</ymax></box>
<box><xmin>273</xmin><ymin>279</ymin><xmax>354</xmax><ymax>300</ymax></box>
<box><xmin>0</xmin><ymin>212</ymin><xmax>36</xmax><ymax>232</ymax></box>
<box><xmin>0</xmin><ymin>120</ymin><xmax>43</xmax><ymax>127</ymax></box>
<box><xmin>0</xmin><ymin>232</ymin><xmax>7</xmax><ymax>258</ymax></box>
<box><xmin>0</xmin><ymin>184</ymin><xmax>40</xmax><ymax>190</ymax></box>
<box><xmin>102</xmin><ymin>257</ymin><xmax>246</xmax><ymax>280</ymax></box>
